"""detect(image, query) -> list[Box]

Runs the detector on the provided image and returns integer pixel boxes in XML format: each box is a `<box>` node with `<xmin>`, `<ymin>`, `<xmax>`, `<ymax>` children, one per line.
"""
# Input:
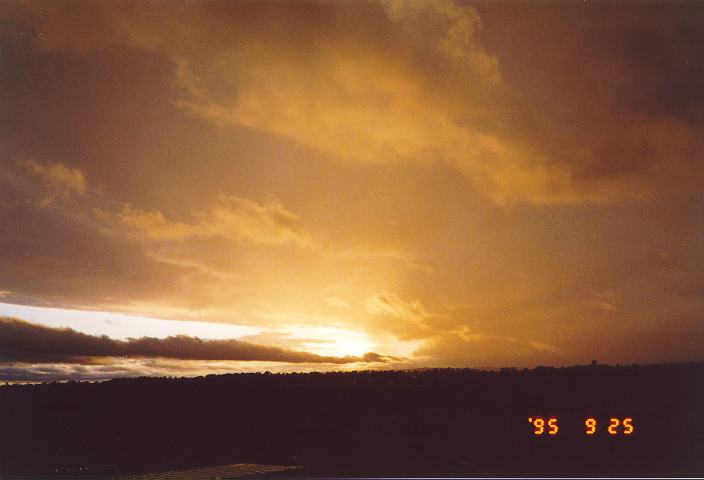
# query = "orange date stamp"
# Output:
<box><xmin>528</xmin><ymin>416</ymin><xmax>634</xmax><ymax>435</ymax></box>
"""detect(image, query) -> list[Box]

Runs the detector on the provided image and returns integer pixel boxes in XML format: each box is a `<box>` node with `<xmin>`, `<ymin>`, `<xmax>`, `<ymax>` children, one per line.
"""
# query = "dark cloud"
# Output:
<box><xmin>0</xmin><ymin>317</ymin><xmax>393</xmax><ymax>365</ymax></box>
<box><xmin>474</xmin><ymin>1</ymin><xmax>704</xmax><ymax>199</ymax></box>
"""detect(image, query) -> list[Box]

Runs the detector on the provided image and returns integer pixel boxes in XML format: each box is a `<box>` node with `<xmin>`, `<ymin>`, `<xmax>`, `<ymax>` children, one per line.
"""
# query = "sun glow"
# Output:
<box><xmin>276</xmin><ymin>326</ymin><xmax>376</xmax><ymax>358</ymax></box>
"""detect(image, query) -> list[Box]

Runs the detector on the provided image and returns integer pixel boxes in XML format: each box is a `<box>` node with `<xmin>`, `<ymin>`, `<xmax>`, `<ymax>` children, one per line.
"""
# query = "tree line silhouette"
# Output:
<box><xmin>1</xmin><ymin>362</ymin><xmax>703</xmax><ymax>476</ymax></box>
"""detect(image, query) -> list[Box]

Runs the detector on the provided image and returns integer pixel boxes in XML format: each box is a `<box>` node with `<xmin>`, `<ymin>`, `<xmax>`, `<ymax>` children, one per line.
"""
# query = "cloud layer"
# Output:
<box><xmin>0</xmin><ymin>316</ymin><xmax>392</xmax><ymax>365</ymax></box>
<box><xmin>1</xmin><ymin>1</ymin><xmax>703</xmax><ymax>377</ymax></box>
<box><xmin>8</xmin><ymin>1</ymin><xmax>704</xmax><ymax>205</ymax></box>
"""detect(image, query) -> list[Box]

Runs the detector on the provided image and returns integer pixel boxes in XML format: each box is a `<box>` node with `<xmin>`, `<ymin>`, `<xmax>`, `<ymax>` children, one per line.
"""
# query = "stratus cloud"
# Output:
<box><xmin>97</xmin><ymin>192</ymin><xmax>310</xmax><ymax>247</ymax></box>
<box><xmin>0</xmin><ymin>316</ymin><xmax>392</xmax><ymax>365</ymax></box>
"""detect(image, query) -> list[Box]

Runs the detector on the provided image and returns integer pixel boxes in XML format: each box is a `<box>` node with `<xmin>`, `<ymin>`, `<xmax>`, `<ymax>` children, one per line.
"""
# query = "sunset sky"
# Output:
<box><xmin>1</xmin><ymin>0</ymin><xmax>703</xmax><ymax>381</ymax></box>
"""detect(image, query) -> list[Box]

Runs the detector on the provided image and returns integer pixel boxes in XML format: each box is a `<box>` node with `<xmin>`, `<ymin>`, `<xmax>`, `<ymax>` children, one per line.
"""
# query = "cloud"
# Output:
<box><xmin>366</xmin><ymin>292</ymin><xmax>428</xmax><ymax>321</ymax></box>
<box><xmin>530</xmin><ymin>341</ymin><xmax>560</xmax><ymax>354</ymax></box>
<box><xmin>166</xmin><ymin>2</ymin><xmax>578</xmax><ymax>206</ymax></box>
<box><xmin>21</xmin><ymin>160</ymin><xmax>86</xmax><ymax>195</ymax></box>
<box><xmin>365</xmin><ymin>292</ymin><xmax>440</xmax><ymax>340</ymax></box>
<box><xmin>0</xmin><ymin>363</ymin><xmax>147</xmax><ymax>383</ymax></box>
<box><xmin>0</xmin><ymin>316</ymin><xmax>393</xmax><ymax>365</ymax></box>
<box><xmin>98</xmin><ymin>206</ymin><xmax>193</xmax><ymax>241</ymax></box>
<box><xmin>325</xmin><ymin>296</ymin><xmax>351</xmax><ymax>309</ymax></box>
<box><xmin>3</xmin><ymin>0</ymin><xmax>599</xmax><ymax>205</ymax></box>
<box><xmin>157</xmin><ymin>1</ymin><xmax>704</xmax><ymax>205</ymax></box>
<box><xmin>6</xmin><ymin>1</ymin><xmax>704</xmax><ymax>206</ymax></box>
<box><xmin>596</xmin><ymin>302</ymin><xmax>617</xmax><ymax>313</ymax></box>
<box><xmin>383</xmin><ymin>0</ymin><xmax>501</xmax><ymax>85</ymax></box>
<box><xmin>360</xmin><ymin>351</ymin><xmax>402</xmax><ymax>363</ymax></box>
<box><xmin>1</xmin><ymin>1</ymin><xmax>704</xmax><ymax>370</ymax></box>
<box><xmin>414</xmin><ymin>331</ymin><xmax>563</xmax><ymax>368</ymax></box>
<box><xmin>20</xmin><ymin>159</ymin><xmax>87</xmax><ymax>204</ymax></box>
<box><xmin>0</xmin><ymin>355</ymin><xmax>410</xmax><ymax>382</ymax></box>
<box><xmin>97</xmin><ymin>192</ymin><xmax>310</xmax><ymax>247</ymax></box>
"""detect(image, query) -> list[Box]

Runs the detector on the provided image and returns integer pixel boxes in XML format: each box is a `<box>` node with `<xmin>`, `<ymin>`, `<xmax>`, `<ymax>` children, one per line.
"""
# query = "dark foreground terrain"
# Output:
<box><xmin>1</xmin><ymin>362</ymin><xmax>703</xmax><ymax>477</ymax></box>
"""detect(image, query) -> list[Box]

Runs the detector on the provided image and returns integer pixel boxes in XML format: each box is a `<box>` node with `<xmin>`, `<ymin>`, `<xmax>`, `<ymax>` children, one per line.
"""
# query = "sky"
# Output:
<box><xmin>1</xmin><ymin>0</ymin><xmax>703</xmax><ymax>381</ymax></box>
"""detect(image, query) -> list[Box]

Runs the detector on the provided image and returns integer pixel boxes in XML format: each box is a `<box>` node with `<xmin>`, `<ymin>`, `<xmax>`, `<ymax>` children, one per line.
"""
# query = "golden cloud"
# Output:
<box><xmin>96</xmin><ymin>192</ymin><xmax>310</xmax><ymax>247</ymax></box>
<box><xmin>365</xmin><ymin>292</ymin><xmax>440</xmax><ymax>340</ymax></box>
<box><xmin>169</xmin><ymin>6</ymin><xmax>581</xmax><ymax>206</ymax></box>
<box><xmin>11</xmin><ymin>1</ymin><xmax>704</xmax><ymax>205</ymax></box>
<box><xmin>8</xmin><ymin>1</ymin><xmax>592</xmax><ymax>205</ymax></box>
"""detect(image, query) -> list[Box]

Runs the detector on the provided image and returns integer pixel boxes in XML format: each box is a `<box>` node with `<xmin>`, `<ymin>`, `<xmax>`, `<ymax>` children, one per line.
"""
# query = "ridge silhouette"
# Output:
<box><xmin>1</xmin><ymin>362</ymin><xmax>703</xmax><ymax>476</ymax></box>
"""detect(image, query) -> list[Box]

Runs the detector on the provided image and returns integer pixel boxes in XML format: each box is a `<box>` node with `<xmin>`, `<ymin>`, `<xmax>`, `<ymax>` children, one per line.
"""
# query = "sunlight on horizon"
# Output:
<box><xmin>0</xmin><ymin>302</ymin><xmax>391</xmax><ymax>359</ymax></box>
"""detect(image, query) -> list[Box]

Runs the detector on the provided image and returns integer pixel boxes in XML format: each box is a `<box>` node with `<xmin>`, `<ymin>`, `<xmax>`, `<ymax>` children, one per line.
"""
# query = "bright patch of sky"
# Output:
<box><xmin>0</xmin><ymin>302</ymin><xmax>263</xmax><ymax>340</ymax></box>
